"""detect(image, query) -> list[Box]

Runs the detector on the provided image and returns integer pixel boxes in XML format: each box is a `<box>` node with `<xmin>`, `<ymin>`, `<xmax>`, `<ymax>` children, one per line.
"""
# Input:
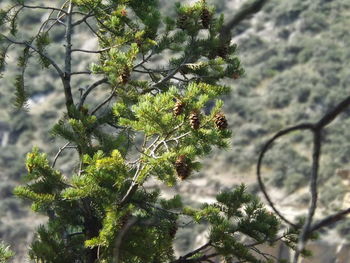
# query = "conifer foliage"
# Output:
<box><xmin>0</xmin><ymin>0</ymin><xmax>286</xmax><ymax>262</ymax></box>
<box><xmin>0</xmin><ymin>242</ymin><xmax>13</xmax><ymax>263</ymax></box>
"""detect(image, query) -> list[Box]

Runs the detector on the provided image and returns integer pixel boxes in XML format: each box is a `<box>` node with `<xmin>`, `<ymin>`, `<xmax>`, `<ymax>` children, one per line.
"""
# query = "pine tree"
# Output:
<box><xmin>0</xmin><ymin>1</ymin><xmax>290</xmax><ymax>262</ymax></box>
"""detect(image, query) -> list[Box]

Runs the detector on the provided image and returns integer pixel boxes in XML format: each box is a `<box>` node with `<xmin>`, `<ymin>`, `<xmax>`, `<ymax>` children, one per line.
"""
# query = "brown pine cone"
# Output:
<box><xmin>217</xmin><ymin>44</ymin><xmax>229</xmax><ymax>59</ymax></box>
<box><xmin>175</xmin><ymin>155</ymin><xmax>191</xmax><ymax>180</ymax></box>
<box><xmin>177</xmin><ymin>14</ymin><xmax>189</xmax><ymax>30</ymax></box>
<box><xmin>79</xmin><ymin>106</ymin><xmax>89</xmax><ymax>115</ymax></box>
<box><xmin>201</xmin><ymin>8</ymin><xmax>211</xmax><ymax>29</ymax></box>
<box><xmin>214</xmin><ymin>112</ymin><xmax>228</xmax><ymax>130</ymax></box>
<box><xmin>120</xmin><ymin>67</ymin><xmax>130</xmax><ymax>84</ymax></box>
<box><xmin>168</xmin><ymin>225</ymin><xmax>178</xmax><ymax>238</ymax></box>
<box><xmin>173</xmin><ymin>99</ymin><xmax>185</xmax><ymax>116</ymax></box>
<box><xmin>189</xmin><ymin>111</ymin><xmax>200</xmax><ymax>130</ymax></box>
<box><xmin>120</xmin><ymin>214</ymin><xmax>130</xmax><ymax>227</ymax></box>
<box><xmin>232</xmin><ymin>73</ymin><xmax>240</xmax><ymax>79</ymax></box>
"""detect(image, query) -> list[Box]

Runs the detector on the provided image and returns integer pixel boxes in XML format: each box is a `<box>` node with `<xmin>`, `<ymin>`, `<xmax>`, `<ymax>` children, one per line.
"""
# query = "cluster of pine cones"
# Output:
<box><xmin>173</xmin><ymin>99</ymin><xmax>228</xmax><ymax>180</ymax></box>
<box><xmin>177</xmin><ymin>6</ymin><xmax>212</xmax><ymax>30</ymax></box>
<box><xmin>173</xmin><ymin>99</ymin><xmax>228</xmax><ymax>130</ymax></box>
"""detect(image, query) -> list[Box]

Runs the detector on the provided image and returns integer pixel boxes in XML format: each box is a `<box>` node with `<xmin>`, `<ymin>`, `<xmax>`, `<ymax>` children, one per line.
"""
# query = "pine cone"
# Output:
<box><xmin>189</xmin><ymin>111</ymin><xmax>200</xmax><ymax>130</ymax></box>
<box><xmin>120</xmin><ymin>214</ymin><xmax>130</xmax><ymax>227</ymax></box>
<box><xmin>175</xmin><ymin>155</ymin><xmax>191</xmax><ymax>180</ymax></box>
<box><xmin>214</xmin><ymin>112</ymin><xmax>228</xmax><ymax>130</ymax></box>
<box><xmin>177</xmin><ymin>14</ymin><xmax>189</xmax><ymax>30</ymax></box>
<box><xmin>232</xmin><ymin>73</ymin><xmax>240</xmax><ymax>79</ymax></box>
<box><xmin>168</xmin><ymin>225</ymin><xmax>178</xmax><ymax>238</ymax></box>
<box><xmin>120</xmin><ymin>9</ymin><xmax>127</xmax><ymax>17</ymax></box>
<box><xmin>217</xmin><ymin>44</ymin><xmax>229</xmax><ymax>59</ymax></box>
<box><xmin>201</xmin><ymin>8</ymin><xmax>211</xmax><ymax>29</ymax></box>
<box><xmin>79</xmin><ymin>106</ymin><xmax>89</xmax><ymax>115</ymax></box>
<box><xmin>173</xmin><ymin>99</ymin><xmax>185</xmax><ymax>116</ymax></box>
<box><xmin>120</xmin><ymin>67</ymin><xmax>130</xmax><ymax>84</ymax></box>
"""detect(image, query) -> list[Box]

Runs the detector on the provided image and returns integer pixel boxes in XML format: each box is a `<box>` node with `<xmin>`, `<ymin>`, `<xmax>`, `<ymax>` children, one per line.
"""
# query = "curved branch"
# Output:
<box><xmin>257</xmin><ymin>123</ymin><xmax>314</xmax><ymax>227</ymax></box>
<box><xmin>258</xmin><ymin>94</ymin><xmax>350</xmax><ymax>262</ymax></box>
<box><xmin>52</xmin><ymin>142</ymin><xmax>76</xmax><ymax>168</ymax></box>
<box><xmin>91</xmin><ymin>85</ymin><xmax>117</xmax><ymax>115</ymax></box>
<box><xmin>220</xmin><ymin>0</ymin><xmax>269</xmax><ymax>42</ymax></box>
<box><xmin>1</xmin><ymin>35</ymin><xmax>64</xmax><ymax>77</ymax></box>
<box><xmin>78</xmin><ymin>77</ymin><xmax>109</xmax><ymax>109</ymax></box>
<box><xmin>113</xmin><ymin>217</ymin><xmax>138</xmax><ymax>263</ymax></box>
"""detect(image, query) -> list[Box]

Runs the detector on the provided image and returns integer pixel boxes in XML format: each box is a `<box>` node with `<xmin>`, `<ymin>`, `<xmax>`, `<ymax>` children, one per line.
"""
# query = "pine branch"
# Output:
<box><xmin>0</xmin><ymin>35</ymin><xmax>64</xmax><ymax>77</ymax></box>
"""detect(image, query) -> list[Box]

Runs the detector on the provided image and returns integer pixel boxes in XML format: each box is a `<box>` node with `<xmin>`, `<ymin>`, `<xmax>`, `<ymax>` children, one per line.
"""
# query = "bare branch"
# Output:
<box><xmin>132</xmin><ymin>50</ymin><xmax>155</xmax><ymax>70</ymax></box>
<box><xmin>1</xmin><ymin>35</ymin><xmax>64</xmax><ymax>77</ymax></box>
<box><xmin>21</xmin><ymin>4</ymin><xmax>68</xmax><ymax>15</ymax></box>
<box><xmin>316</xmin><ymin>95</ymin><xmax>350</xmax><ymax>128</ymax></box>
<box><xmin>310</xmin><ymin>207</ymin><xmax>350</xmax><ymax>232</ymax></box>
<box><xmin>44</xmin><ymin>15</ymin><xmax>67</xmax><ymax>34</ymax></box>
<box><xmin>91</xmin><ymin>85</ymin><xmax>117</xmax><ymax>115</ymax></box>
<box><xmin>72</xmin><ymin>11</ymin><xmax>94</xmax><ymax>27</ymax></box>
<box><xmin>52</xmin><ymin>142</ymin><xmax>74</xmax><ymax>167</ymax></box>
<box><xmin>71</xmin><ymin>48</ymin><xmax>110</xmax><ymax>54</ymax></box>
<box><xmin>220</xmin><ymin>0</ymin><xmax>269</xmax><ymax>42</ymax></box>
<box><xmin>179</xmin><ymin>242</ymin><xmax>212</xmax><ymax>260</ymax></box>
<box><xmin>84</xmin><ymin>20</ymin><xmax>106</xmax><ymax>43</ymax></box>
<box><xmin>257</xmin><ymin>123</ymin><xmax>314</xmax><ymax>227</ymax></box>
<box><xmin>71</xmin><ymin>71</ymin><xmax>92</xmax><ymax>76</ymax></box>
<box><xmin>78</xmin><ymin>77</ymin><xmax>109</xmax><ymax>109</ymax></box>
<box><xmin>294</xmin><ymin>130</ymin><xmax>322</xmax><ymax>263</ymax></box>
<box><xmin>151</xmin><ymin>57</ymin><xmax>189</xmax><ymax>89</ymax></box>
<box><xmin>258</xmin><ymin>94</ymin><xmax>350</xmax><ymax>261</ymax></box>
<box><xmin>118</xmin><ymin>164</ymin><xmax>142</xmax><ymax>207</ymax></box>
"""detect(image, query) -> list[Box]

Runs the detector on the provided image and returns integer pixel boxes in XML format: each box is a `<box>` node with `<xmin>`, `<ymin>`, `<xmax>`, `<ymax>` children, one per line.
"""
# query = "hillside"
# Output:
<box><xmin>1</xmin><ymin>0</ymin><xmax>350</xmax><ymax>261</ymax></box>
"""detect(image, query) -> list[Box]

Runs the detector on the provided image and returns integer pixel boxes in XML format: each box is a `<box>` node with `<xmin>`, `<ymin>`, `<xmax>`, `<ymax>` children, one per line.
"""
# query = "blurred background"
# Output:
<box><xmin>1</xmin><ymin>0</ymin><xmax>350</xmax><ymax>262</ymax></box>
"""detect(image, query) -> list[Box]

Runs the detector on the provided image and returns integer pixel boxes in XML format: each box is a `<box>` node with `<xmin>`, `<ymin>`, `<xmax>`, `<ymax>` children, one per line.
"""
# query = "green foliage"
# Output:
<box><xmin>0</xmin><ymin>242</ymin><xmax>14</xmax><ymax>263</ymax></box>
<box><xmin>183</xmin><ymin>185</ymin><xmax>280</xmax><ymax>262</ymax></box>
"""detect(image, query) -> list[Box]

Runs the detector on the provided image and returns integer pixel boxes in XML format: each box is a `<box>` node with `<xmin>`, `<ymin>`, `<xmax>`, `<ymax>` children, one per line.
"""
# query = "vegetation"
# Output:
<box><xmin>1</xmin><ymin>0</ymin><xmax>350</xmax><ymax>262</ymax></box>
<box><xmin>0</xmin><ymin>242</ymin><xmax>14</xmax><ymax>263</ymax></box>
